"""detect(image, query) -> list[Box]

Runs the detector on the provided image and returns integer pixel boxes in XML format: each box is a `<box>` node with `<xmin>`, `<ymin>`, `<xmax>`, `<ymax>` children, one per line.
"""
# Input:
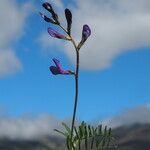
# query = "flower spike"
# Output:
<box><xmin>49</xmin><ymin>58</ymin><xmax>74</xmax><ymax>75</ymax></box>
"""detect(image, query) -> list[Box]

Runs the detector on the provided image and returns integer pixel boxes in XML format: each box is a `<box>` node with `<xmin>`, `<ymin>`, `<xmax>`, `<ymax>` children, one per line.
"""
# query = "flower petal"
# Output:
<box><xmin>82</xmin><ymin>24</ymin><xmax>91</xmax><ymax>42</ymax></box>
<box><xmin>52</xmin><ymin>58</ymin><xmax>61</xmax><ymax>69</ymax></box>
<box><xmin>49</xmin><ymin>66</ymin><xmax>61</xmax><ymax>75</ymax></box>
<box><xmin>47</xmin><ymin>27</ymin><xmax>67</xmax><ymax>39</ymax></box>
<box><xmin>77</xmin><ymin>24</ymin><xmax>91</xmax><ymax>49</ymax></box>
<box><xmin>50</xmin><ymin>58</ymin><xmax>75</xmax><ymax>75</ymax></box>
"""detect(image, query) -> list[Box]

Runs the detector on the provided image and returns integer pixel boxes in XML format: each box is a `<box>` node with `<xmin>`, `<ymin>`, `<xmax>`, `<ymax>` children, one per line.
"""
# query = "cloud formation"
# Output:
<box><xmin>0</xmin><ymin>114</ymin><xmax>61</xmax><ymax>140</ymax></box>
<box><xmin>0</xmin><ymin>0</ymin><xmax>31</xmax><ymax>77</ymax></box>
<box><xmin>0</xmin><ymin>50</ymin><xmax>22</xmax><ymax>77</ymax></box>
<box><xmin>0</xmin><ymin>105</ymin><xmax>149</xmax><ymax>140</ymax></box>
<box><xmin>103</xmin><ymin>104</ymin><xmax>150</xmax><ymax>128</ymax></box>
<box><xmin>1</xmin><ymin>105</ymin><xmax>149</xmax><ymax>139</ymax></box>
<box><xmin>40</xmin><ymin>0</ymin><xmax>150</xmax><ymax>70</ymax></box>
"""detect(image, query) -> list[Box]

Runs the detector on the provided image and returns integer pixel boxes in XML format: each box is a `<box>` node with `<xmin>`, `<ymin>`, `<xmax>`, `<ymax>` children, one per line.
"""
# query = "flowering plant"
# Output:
<box><xmin>40</xmin><ymin>2</ymin><xmax>116</xmax><ymax>150</ymax></box>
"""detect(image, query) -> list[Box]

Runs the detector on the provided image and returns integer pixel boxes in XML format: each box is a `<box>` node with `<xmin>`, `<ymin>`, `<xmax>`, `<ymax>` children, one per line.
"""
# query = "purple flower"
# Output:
<box><xmin>42</xmin><ymin>2</ymin><xmax>59</xmax><ymax>24</ymax></box>
<box><xmin>82</xmin><ymin>24</ymin><xmax>91</xmax><ymax>42</ymax></box>
<box><xmin>47</xmin><ymin>27</ymin><xmax>67</xmax><ymax>40</ymax></box>
<box><xmin>50</xmin><ymin>58</ymin><xmax>74</xmax><ymax>75</ymax></box>
<box><xmin>77</xmin><ymin>24</ymin><xmax>91</xmax><ymax>49</ymax></box>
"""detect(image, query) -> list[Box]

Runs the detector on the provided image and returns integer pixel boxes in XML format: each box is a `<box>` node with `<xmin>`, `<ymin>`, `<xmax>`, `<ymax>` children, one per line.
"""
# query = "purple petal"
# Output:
<box><xmin>47</xmin><ymin>27</ymin><xmax>66</xmax><ymax>39</ymax></box>
<box><xmin>50</xmin><ymin>58</ymin><xmax>74</xmax><ymax>75</ymax></box>
<box><xmin>52</xmin><ymin>58</ymin><xmax>62</xmax><ymax>69</ymax></box>
<box><xmin>82</xmin><ymin>24</ymin><xmax>91</xmax><ymax>42</ymax></box>
<box><xmin>77</xmin><ymin>25</ymin><xmax>91</xmax><ymax>49</ymax></box>
<box><xmin>50</xmin><ymin>66</ymin><xmax>69</xmax><ymax>75</ymax></box>
<box><xmin>49</xmin><ymin>66</ymin><xmax>61</xmax><ymax>75</ymax></box>
<box><xmin>51</xmin><ymin>58</ymin><xmax>64</xmax><ymax>74</ymax></box>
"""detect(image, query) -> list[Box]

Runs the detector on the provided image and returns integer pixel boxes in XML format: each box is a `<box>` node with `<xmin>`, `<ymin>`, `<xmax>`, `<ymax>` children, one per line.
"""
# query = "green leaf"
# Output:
<box><xmin>88</xmin><ymin>125</ymin><xmax>92</xmax><ymax>137</ymax></box>
<box><xmin>104</xmin><ymin>126</ymin><xmax>107</xmax><ymax>136</ymax></box>
<box><xmin>98</xmin><ymin>125</ymin><xmax>102</xmax><ymax>135</ymax></box>
<box><xmin>79</xmin><ymin>126</ymin><xmax>83</xmax><ymax>138</ymax></box>
<box><xmin>62</xmin><ymin>122</ymin><xmax>71</xmax><ymax>135</ymax></box>
<box><xmin>74</xmin><ymin>127</ymin><xmax>81</xmax><ymax>150</ymax></box>
<box><xmin>54</xmin><ymin>129</ymin><xmax>67</xmax><ymax>137</ymax></box>
<box><xmin>84</xmin><ymin>125</ymin><xmax>88</xmax><ymax>150</ymax></box>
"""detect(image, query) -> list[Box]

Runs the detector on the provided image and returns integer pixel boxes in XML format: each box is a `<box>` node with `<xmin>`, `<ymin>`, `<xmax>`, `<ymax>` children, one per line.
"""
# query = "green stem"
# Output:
<box><xmin>59</xmin><ymin>24</ymin><xmax>80</xmax><ymax>147</ymax></box>
<box><xmin>71</xmin><ymin>47</ymin><xmax>79</xmax><ymax>140</ymax></box>
<box><xmin>78</xmin><ymin>139</ymin><xmax>81</xmax><ymax>150</ymax></box>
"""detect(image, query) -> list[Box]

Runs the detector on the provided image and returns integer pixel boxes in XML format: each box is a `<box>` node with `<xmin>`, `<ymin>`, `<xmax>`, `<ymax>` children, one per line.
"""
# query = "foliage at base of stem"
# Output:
<box><xmin>54</xmin><ymin>122</ymin><xmax>117</xmax><ymax>150</ymax></box>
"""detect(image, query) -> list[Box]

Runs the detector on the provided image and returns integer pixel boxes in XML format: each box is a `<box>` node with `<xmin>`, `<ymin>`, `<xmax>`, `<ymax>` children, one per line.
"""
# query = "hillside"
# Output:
<box><xmin>0</xmin><ymin>123</ymin><xmax>149</xmax><ymax>150</ymax></box>
<box><xmin>115</xmin><ymin>123</ymin><xmax>150</xmax><ymax>150</ymax></box>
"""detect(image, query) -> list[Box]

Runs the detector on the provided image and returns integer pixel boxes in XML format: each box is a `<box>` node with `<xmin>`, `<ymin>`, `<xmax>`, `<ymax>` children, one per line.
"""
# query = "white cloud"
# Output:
<box><xmin>0</xmin><ymin>114</ymin><xmax>61</xmax><ymax>140</ymax></box>
<box><xmin>0</xmin><ymin>50</ymin><xmax>22</xmax><ymax>77</ymax></box>
<box><xmin>40</xmin><ymin>0</ymin><xmax>150</xmax><ymax>70</ymax></box>
<box><xmin>0</xmin><ymin>0</ymin><xmax>31</xmax><ymax>77</ymax></box>
<box><xmin>0</xmin><ymin>105</ymin><xmax>149</xmax><ymax>140</ymax></box>
<box><xmin>102</xmin><ymin>104</ymin><xmax>150</xmax><ymax>128</ymax></box>
<box><xmin>41</xmin><ymin>0</ymin><xmax>64</xmax><ymax>10</ymax></box>
<box><xmin>38</xmin><ymin>32</ymin><xmax>64</xmax><ymax>52</ymax></box>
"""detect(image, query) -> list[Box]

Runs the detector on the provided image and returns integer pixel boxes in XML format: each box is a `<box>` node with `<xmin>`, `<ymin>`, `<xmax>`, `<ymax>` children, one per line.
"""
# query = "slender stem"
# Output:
<box><xmin>59</xmin><ymin>24</ymin><xmax>68</xmax><ymax>35</ymax></box>
<box><xmin>78</xmin><ymin>139</ymin><xmax>81</xmax><ymax>150</ymax></box>
<box><xmin>59</xmin><ymin>24</ymin><xmax>80</xmax><ymax>144</ymax></box>
<box><xmin>71</xmin><ymin>49</ymin><xmax>79</xmax><ymax>139</ymax></box>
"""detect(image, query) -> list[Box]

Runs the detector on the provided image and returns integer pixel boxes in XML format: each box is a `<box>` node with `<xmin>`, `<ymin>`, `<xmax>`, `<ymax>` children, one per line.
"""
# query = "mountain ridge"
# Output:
<box><xmin>0</xmin><ymin>123</ymin><xmax>149</xmax><ymax>150</ymax></box>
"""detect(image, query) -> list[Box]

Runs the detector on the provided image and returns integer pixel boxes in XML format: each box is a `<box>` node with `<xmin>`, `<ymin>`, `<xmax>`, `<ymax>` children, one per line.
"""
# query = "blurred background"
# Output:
<box><xmin>0</xmin><ymin>0</ymin><xmax>150</xmax><ymax>149</ymax></box>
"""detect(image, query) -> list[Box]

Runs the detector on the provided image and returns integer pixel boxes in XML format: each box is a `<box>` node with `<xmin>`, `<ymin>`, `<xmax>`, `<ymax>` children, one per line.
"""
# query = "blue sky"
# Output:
<box><xmin>0</xmin><ymin>0</ymin><xmax>150</xmax><ymax>123</ymax></box>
